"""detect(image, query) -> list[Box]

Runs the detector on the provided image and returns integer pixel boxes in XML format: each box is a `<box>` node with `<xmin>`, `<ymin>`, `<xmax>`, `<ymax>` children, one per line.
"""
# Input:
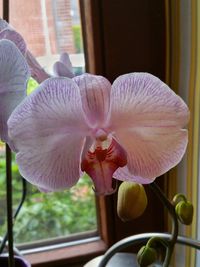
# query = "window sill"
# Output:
<box><xmin>24</xmin><ymin>239</ymin><xmax>107</xmax><ymax>267</ymax></box>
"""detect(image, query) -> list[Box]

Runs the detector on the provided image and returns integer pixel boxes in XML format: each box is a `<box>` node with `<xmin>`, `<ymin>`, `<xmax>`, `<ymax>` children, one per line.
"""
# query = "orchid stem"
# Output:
<box><xmin>149</xmin><ymin>182</ymin><xmax>178</xmax><ymax>267</ymax></box>
<box><xmin>0</xmin><ymin>178</ymin><xmax>27</xmax><ymax>254</ymax></box>
<box><xmin>6</xmin><ymin>144</ymin><xmax>15</xmax><ymax>267</ymax></box>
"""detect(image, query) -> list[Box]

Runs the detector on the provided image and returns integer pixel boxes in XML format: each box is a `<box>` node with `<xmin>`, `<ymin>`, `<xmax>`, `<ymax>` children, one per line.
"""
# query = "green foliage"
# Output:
<box><xmin>72</xmin><ymin>25</ymin><xmax>83</xmax><ymax>53</ymax></box>
<box><xmin>0</xmin><ymin>142</ymin><xmax>97</xmax><ymax>244</ymax></box>
<box><xmin>27</xmin><ymin>78</ymin><xmax>38</xmax><ymax>95</ymax></box>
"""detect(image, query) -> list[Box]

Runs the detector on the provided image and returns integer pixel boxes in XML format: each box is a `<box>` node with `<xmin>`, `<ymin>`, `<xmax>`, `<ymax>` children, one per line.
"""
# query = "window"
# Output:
<box><xmin>0</xmin><ymin>0</ymin><xmax>97</xmax><ymax>250</ymax></box>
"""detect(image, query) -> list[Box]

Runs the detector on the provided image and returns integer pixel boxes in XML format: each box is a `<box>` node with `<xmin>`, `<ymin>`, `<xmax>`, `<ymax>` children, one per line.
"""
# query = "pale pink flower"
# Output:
<box><xmin>8</xmin><ymin>73</ymin><xmax>189</xmax><ymax>195</ymax></box>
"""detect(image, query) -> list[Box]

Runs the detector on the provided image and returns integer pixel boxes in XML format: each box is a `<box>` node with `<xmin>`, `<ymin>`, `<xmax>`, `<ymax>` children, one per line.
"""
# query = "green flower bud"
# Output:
<box><xmin>117</xmin><ymin>181</ymin><xmax>147</xmax><ymax>222</ymax></box>
<box><xmin>175</xmin><ymin>200</ymin><xmax>193</xmax><ymax>225</ymax></box>
<box><xmin>137</xmin><ymin>245</ymin><xmax>157</xmax><ymax>267</ymax></box>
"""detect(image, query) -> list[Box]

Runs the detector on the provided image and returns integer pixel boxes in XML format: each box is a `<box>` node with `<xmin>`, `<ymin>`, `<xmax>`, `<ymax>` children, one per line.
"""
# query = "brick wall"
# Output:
<box><xmin>10</xmin><ymin>0</ymin><xmax>46</xmax><ymax>56</ymax></box>
<box><xmin>0</xmin><ymin>0</ymin><xmax>75</xmax><ymax>56</ymax></box>
<box><xmin>53</xmin><ymin>0</ymin><xmax>75</xmax><ymax>54</ymax></box>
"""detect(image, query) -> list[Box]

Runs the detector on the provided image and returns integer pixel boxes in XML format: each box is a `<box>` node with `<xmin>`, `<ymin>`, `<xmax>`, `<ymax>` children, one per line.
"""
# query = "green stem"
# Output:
<box><xmin>149</xmin><ymin>182</ymin><xmax>178</xmax><ymax>267</ymax></box>
<box><xmin>0</xmin><ymin>178</ymin><xmax>27</xmax><ymax>254</ymax></box>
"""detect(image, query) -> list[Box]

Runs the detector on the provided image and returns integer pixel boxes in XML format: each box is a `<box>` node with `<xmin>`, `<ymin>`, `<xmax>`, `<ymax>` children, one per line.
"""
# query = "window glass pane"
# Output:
<box><xmin>0</xmin><ymin>148</ymin><xmax>97</xmax><ymax>244</ymax></box>
<box><xmin>9</xmin><ymin>0</ymin><xmax>84</xmax><ymax>75</ymax></box>
<box><xmin>0</xmin><ymin>0</ymin><xmax>97</xmax><ymax>246</ymax></box>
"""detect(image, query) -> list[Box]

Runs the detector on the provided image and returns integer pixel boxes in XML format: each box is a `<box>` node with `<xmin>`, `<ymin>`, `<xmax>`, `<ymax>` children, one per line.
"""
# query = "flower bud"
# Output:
<box><xmin>175</xmin><ymin>200</ymin><xmax>193</xmax><ymax>225</ymax></box>
<box><xmin>117</xmin><ymin>181</ymin><xmax>147</xmax><ymax>222</ymax></box>
<box><xmin>137</xmin><ymin>245</ymin><xmax>157</xmax><ymax>267</ymax></box>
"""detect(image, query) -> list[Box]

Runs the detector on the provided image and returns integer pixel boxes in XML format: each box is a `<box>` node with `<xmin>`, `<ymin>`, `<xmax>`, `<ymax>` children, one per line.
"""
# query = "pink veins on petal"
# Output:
<box><xmin>8</xmin><ymin>73</ymin><xmax>189</xmax><ymax>195</ymax></box>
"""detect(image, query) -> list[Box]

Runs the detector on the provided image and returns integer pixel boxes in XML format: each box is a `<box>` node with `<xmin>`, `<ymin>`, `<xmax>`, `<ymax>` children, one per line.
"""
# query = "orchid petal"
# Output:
<box><xmin>8</xmin><ymin>77</ymin><xmax>89</xmax><ymax>190</ymax></box>
<box><xmin>53</xmin><ymin>61</ymin><xmax>74</xmax><ymax>78</ymax></box>
<box><xmin>115</xmin><ymin>129</ymin><xmax>188</xmax><ymax>181</ymax></box>
<box><xmin>53</xmin><ymin>52</ymin><xmax>74</xmax><ymax>78</ymax></box>
<box><xmin>60</xmin><ymin>52</ymin><xmax>74</xmax><ymax>74</ymax></box>
<box><xmin>26</xmin><ymin>50</ymin><xmax>50</xmax><ymax>83</ymax></box>
<box><xmin>60</xmin><ymin>52</ymin><xmax>73</xmax><ymax>68</ymax></box>
<box><xmin>73</xmin><ymin>73</ymin><xmax>111</xmax><ymax>127</ymax></box>
<box><xmin>109</xmin><ymin>73</ymin><xmax>189</xmax><ymax>181</ymax></box>
<box><xmin>0</xmin><ymin>28</ymin><xmax>26</xmax><ymax>55</ymax></box>
<box><xmin>0</xmin><ymin>40</ymin><xmax>30</xmax><ymax>144</ymax></box>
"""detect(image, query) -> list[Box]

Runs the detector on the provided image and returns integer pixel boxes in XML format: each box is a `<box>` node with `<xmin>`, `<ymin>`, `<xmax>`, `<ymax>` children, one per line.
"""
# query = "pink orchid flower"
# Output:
<box><xmin>8</xmin><ymin>73</ymin><xmax>189</xmax><ymax>195</ymax></box>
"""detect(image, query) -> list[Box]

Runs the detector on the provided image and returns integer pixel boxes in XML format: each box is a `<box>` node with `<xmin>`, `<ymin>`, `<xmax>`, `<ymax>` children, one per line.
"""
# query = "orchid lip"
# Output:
<box><xmin>81</xmin><ymin>138</ymin><xmax>127</xmax><ymax>195</ymax></box>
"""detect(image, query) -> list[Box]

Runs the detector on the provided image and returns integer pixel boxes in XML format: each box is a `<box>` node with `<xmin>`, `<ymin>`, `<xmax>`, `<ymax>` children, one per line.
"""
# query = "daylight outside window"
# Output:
<box><xmin>0</xmin><ymin>0</ymin><xmax>97</xmax><ymax>248</ymax></box>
